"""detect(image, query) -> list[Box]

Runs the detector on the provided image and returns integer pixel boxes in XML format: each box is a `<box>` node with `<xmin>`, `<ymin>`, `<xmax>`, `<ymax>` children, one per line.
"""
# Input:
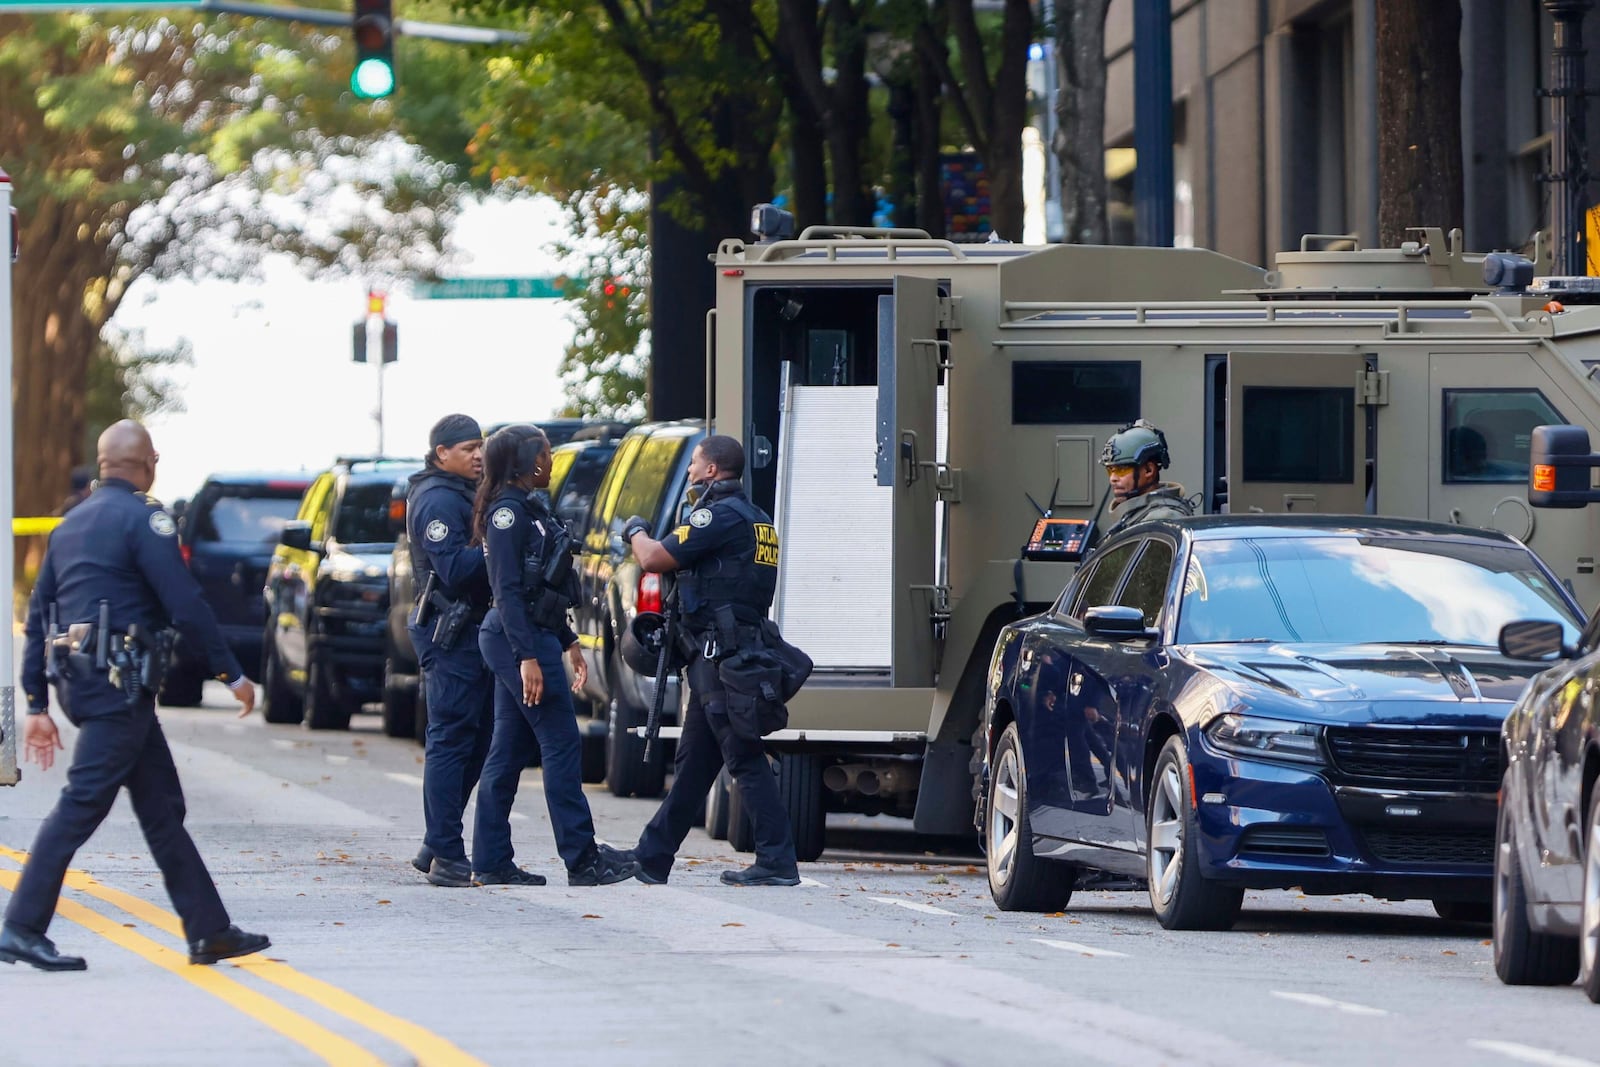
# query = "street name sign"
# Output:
<box><xmin>411</xmin><ymin>276</ymin><xmax>570</xmax><ymax>301</ymax></box>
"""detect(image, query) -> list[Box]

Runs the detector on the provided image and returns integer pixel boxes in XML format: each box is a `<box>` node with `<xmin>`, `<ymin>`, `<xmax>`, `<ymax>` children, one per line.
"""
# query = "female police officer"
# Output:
<box><xmin>469</xmin><ymin>424</ymin><xmax>638</xmax><ymax>886</ymax></box>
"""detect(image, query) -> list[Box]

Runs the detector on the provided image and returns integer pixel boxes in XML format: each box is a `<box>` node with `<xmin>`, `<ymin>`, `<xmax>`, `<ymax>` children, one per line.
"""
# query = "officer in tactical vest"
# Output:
<box><xmin>1100</xmin><ymin>419</ymin><xmax>1195</xmax><ymax>537</ymax></box>
<box><xmin>405</xmin><ymin>414</ymin><xmax>495</xmax><ymax>888</ymax></box>
<box><xmin>470</xmin><ymin>424</ymin><xmax>638</xmax><ymax>887</ymax></box>
<box><xmin>2</xmin><ymin>420</ymin><xmax>269</xmax><ymax>971</ymax></box>
<box><xmin>618</xmin><ymin>434</ymin><xmax>801</xmax><ymax>887</ymax></box>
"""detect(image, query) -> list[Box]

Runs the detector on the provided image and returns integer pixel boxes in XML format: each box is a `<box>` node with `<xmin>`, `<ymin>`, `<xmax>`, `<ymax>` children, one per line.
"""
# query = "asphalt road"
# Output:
<box><xmin>3</xmin><ymin>685</ymin><xmax>1598</xmax><ymax>1067</ymax></box>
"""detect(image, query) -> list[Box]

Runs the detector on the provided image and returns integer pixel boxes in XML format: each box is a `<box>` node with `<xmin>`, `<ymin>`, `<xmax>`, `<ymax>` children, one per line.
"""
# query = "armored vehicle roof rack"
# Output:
<box><xmin>1230</xmin><ymin>226</ymin><xmax>1502</xmax><ymax>301</ymax></box>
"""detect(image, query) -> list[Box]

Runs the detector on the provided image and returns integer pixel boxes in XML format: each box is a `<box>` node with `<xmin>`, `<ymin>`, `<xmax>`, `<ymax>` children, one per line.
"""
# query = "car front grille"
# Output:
<box><xmin>1325</xmin><ymin>727</ymin><xmax>1500</xmax><ymax>791</ymax></box>
<box><xmin>1361</xmin><ymin>826</ymin><xmax>1494</xmax><ymax>866</ymax></box>
<box><xmin>1237</xmin><ymin>826</ymin><xmax>1331</xmax><ymax>858</ymax></box>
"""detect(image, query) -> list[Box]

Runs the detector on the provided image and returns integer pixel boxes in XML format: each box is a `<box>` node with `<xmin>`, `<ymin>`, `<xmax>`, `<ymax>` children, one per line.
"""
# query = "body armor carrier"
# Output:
<box><xmin>521</xmin><ymin>496</ymin><xmax>578</xmax><ymax>632</ymax></box>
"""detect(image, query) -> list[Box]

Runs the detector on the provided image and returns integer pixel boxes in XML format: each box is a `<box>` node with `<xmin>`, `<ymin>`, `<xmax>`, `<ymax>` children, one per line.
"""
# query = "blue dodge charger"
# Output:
<box><xmin>976</xmin><ymin>516</ymin><xmax>1582</xmax><ymax>930</ymax></box>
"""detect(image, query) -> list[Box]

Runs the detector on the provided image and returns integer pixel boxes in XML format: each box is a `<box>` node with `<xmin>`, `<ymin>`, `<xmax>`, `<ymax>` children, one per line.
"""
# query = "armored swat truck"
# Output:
<box><xmin>699</xmin><ymin>219</ymin><xmax>1600</xmax><ymax>858</ymax></box>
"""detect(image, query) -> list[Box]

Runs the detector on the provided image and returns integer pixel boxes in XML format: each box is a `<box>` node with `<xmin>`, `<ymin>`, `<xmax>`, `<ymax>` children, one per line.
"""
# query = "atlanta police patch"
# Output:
<box><xmin>149</xmin><ymin>511</ymin><xmax>177</xmax><ymax>538</ymax></box>
<box><xmin>425</xmin><ymin>519</ymin><xmax>449</xmax><ymax>543</ymax></box>
<box><xmin>491</xmin><ymin>507</ymin><xmax>516</xmax><ymax>530</ymax></box>
<box><xmin>689</xmin><ymin>508</ymin><xmax>713</xmax><ymax>529</ymax></box>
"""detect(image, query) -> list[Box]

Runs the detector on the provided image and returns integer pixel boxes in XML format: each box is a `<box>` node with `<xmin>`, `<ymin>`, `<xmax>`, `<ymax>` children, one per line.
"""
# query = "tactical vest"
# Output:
<box><xmin>520</xmin><ymin>494</ymin><xmax>578</xmax><ymax>632</ymax></box>
<box><xmin>678</xmin><ymin>492</ymin><xmax>778</xmax><ymax>627</ymax></box>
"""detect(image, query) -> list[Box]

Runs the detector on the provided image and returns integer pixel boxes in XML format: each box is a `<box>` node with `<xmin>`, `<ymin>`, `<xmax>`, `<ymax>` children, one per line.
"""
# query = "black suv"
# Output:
<box><xmin>573</xmin><ymin>420</ymin><xmax>705</xmax><ymax>798</ymax></box>
<box><xmin>381</xmin><ymin>424</ymin><xmax>632</xmax><ymax>743</ymax></box>
<box><xmin>160</xmin><ymin>472</ymin><xmax>312</xmax><ymax>706</ymax></box>
<box><xmin>260</xmin><ymin>457</ymin><xmax>422</xmax><ymax>730</ymax></box>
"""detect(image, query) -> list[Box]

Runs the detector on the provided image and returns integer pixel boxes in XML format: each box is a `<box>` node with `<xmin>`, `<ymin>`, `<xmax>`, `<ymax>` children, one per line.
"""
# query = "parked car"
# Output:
<box><xmin>381</xmin><ymin>424</ymin><xmax>632</xmax><ymax>743</ymax></box>
<box><xmin>261</xmin><ymin>456</ymin><xmax>422</xmax><ymax>730</ymax></box>
<box><xmin>159</xmin><ymin>472</ymin><xmax>312</xmax><ymax>705</ymax></box>
<box><xmin>975</xmin><ymin>515</ymin><xmax>1581</xmax><ymax>930</ymax></box>
<box><xmin>574</xmin><ymin>420</ymin><xmax>705</xmax><ymax>798</ymax></box>
<box><xmin>1493</xmin><ymin>607</ymin><xmax>1600</xmax><ymax>995</ymax></box>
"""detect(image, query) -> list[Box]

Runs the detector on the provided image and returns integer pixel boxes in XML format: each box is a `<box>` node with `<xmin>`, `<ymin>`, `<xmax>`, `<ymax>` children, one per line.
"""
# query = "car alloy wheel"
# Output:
<box><xmin>988</xmin><ymin>742</ymin><xmax>1022</xmax><ymax>891</ymax></box>
<box><xmin>1148</xmin><ymin>758</ymin><xmax>1185</xmax><ymax>908</ymax></box>
<box><xmin>1146</xmin><ymin>736</ymin><xmax>1241</xmax><ymax>931</ymax></box>
<box><xmin>984</xmin><ymin>721</ymin><xmax>1072</xmax><ymax>912</ymax></box>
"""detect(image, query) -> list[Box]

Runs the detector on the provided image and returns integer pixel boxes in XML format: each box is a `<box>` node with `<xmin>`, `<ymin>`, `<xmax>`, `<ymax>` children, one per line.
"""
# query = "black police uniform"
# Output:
<box><xmin>473</xmin><ymin>488</ymin><xmax>610</xmax><ymax>878</ymax></box>
<box><xmin>405</xmin><ymin>466</ymin><xmax>494</xmax><ymax>870</ymax></box>
<box><xmin>8</xmin><ymin>479</ymin><xmax>246</xmax><ymax>945</ymax></box>
<box><xmin>632</xmin><ymin>478</ymin><xmax>798</xmax><ymax>881</ymax></box>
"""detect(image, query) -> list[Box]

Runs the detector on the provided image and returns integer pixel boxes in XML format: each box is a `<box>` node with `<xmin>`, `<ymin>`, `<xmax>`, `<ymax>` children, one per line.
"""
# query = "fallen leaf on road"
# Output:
<box><xmin>1442</xmin><ymin>950</ymin><xmax>1457</xmax><ymax>956</ymax></box>
<box><xmin>1047</xmin><ymin>912</ymin><xmax>1065</xmax><ymax>918</ymax></box>
<box><xmin>122</xmin><ymin>923</ymin><xmax>135</xmax><ymax>929</ymax></box>
<box><xmin>376</xmin><ymin>900</ymin><xmax>392</xmax><ymax>905</ymax></box>
<box><xmin>333</xmin><ymin>922</ymin><xmax>345</xmax><ymax>926</ymax></box>
<box><xmin>887</xmin><ymin>943</ymin><xmax>901</xmax><ymax>948</ymax></box>
<box><xmin>581</xmin><ymin>914</ymin><xmax>602</xmax><ymax>920</ymax></box>
<box><xmin>931</xmin><ymin>874</ymin><xmax>949</xmax><ymax>885</ymax></box>
<box><xmin>1481</xmin><ymin>940</ymin><xmax>1492</xmax><ymax>946</ymax></box>
<box><xmin>722</xmin><ymin>923</ymin><xmax>744</xmax><ymax>928</ymax></box>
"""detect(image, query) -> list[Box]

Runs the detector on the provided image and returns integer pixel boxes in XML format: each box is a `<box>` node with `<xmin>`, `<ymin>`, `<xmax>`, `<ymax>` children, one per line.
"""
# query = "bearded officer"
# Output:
<box><xmin>405</xmin><ymin>414</ymin><xmax>496</xmax><ymax>888</ymax></box>
<box><xmin>2</xmin><ymin>420</ymin><xmax>268</xmax><ymax>971</ymax></box>
<box><xmin>1100</xmin><ymin>419</ymin><xmax>1194</xmax><ymax>537</ymax></box>
<box><xmin>618</xmin><ymin>434</ymin><xmax>800</xmax><ymax>887</ymax></box>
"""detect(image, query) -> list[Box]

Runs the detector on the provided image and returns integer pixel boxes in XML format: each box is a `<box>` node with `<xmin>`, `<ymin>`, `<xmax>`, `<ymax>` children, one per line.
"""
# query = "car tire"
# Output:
<box><xmin>380</xmin><ymin>662</ymin><xmax>416</xmax><ymax>739</ymax></box>
<box><xmin>158</xmin><ymin>667</ymin><xmax>205</xmax><ymax>709</ymax></box>
<box><xmin>985</xmin><ymin>722</ymin><xmax>1074</xmax><ymax>913</ymax></box>
<box><xmin>1493</xmin><ymin>773</ymin><xmax>1579</xmax><ymax>985</ymax></box>
<box><xmin>1581</xmin><ymin>788</ymin><xmax>1600</xmax><ymax>1002</ymax></box>
<box><xmin>726</xmin><ymin>772</ymin><xmax>755</xmax><ymax>854</ymax></box>
<box><xmin>260</xmin><ymin>640</ymin><xmax>302</xmax><ymax>725</ymax></box>
<box><xmin>1433</xmin><ymin>898</ymin><xmax>1492</xmax><ymax>924</ymax></box>
<box><xmin>778</xmin><ymin>753</ymin><xmax>826</xmax><ymax>863</ymax></box>
<box><xmin>1147</xmin><ymin>735</ymin><xmax>1243</xmax><ymax>931</ymax></box>
<box><xmin>705</xmin><ymin>768</ymin><xmax>733</xmax><ymax>841</ymax></box>
<box><xmin>604</xmin><ymin>657</ymin><xmax>666</xmax><ymax>798</ymax></box>
<box><xmin>303</xmin><ymin>658</ymin><xmax>352</xmax><ymax>731</ymax></box>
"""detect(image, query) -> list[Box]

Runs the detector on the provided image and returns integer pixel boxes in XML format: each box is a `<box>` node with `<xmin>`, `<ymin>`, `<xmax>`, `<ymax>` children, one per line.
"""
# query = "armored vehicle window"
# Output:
<box><xmin>1116</xmin><ymin>540</ymin><xmax>1175</xmax><ymax>626</ymax></box>
<box><xmin>611</xmin><ymin>435</ymin><xmax>687</xmax><ymax>536</ymax></box>
<box><xmin>1068</xmin><ymin>541</ymin><xmax>1140</xmax><ymax>619</ymax></box>
<box><xmin>1443</xmin><ymin>389</ymin><xmax>1564</xmax><ymax>484</ymax></box>
<box><xmin>1012</xmin><ymin>361</ymin><xmax>1140</xmax><ymax>425</ymax></box>
<box><xmin>1241</xmin><ymin>386</ymin><xmax>1355</xmax><ymax>483</ymax></box>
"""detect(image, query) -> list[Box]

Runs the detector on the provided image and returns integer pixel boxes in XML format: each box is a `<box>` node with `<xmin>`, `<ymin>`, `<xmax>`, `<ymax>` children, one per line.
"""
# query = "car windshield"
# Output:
<box><xmin>1176</xmin><ymin>535</ymin><xmax>1581</xmax><ymax>647</ymax></box>
<box><xmin>196</xmin><ymin>493</ymin><xmax>302</xmax><ymax>543</ymax></box>
<box><xmin>334</xmin><ymin>482</ymin><xmax>400</xmax><ymax>545</ymax></box>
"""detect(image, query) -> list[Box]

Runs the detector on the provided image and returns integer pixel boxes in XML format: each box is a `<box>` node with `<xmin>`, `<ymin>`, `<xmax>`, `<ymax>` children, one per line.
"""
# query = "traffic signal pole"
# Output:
<box><xmin>1</xmin><ymin>168</ymin><xmax>18</xmax><ymax>787</ymax></box>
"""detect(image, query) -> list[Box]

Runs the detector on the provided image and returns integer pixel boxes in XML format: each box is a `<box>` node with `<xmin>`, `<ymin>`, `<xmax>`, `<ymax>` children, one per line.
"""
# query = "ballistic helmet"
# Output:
<box><xmin>620</xmin><ymin>611</ymin><xmax>683</xmax><ymax>677</ymax></box>
<box><xmin>1100</xmin><ymin>420</ymin><xmax>1171</xmax><ymax>470</ymax></box>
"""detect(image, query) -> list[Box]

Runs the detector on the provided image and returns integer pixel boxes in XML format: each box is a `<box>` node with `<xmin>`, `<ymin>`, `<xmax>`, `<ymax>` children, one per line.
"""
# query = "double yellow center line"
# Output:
<box><xmin>0</xmin><ymin>845</ymin><xmax>488</xmax><ymax>1067</ymax></box>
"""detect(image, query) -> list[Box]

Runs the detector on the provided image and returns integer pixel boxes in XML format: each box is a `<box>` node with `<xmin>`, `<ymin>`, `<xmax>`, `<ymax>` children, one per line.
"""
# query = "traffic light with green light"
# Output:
<box><xmin>351</xmin><ymin>0</ymin><xmax>396</xmax><ymax>99</ymax></box>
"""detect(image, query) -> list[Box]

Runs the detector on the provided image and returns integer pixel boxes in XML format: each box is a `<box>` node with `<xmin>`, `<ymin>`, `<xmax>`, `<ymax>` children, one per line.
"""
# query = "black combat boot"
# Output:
<box><xmin>720</xmin><ymin>863</ymin><xmax>801</xmax><ymax>887</ymax></box>
<box><xmin>475</xmin><ymin>865</ymin><xmax>547</xmax><ymax>886</ymax></box>
<box><xmin>568</xmin><ymin>843</ymin><xmax>641</xmax><ymax>886</ymax></box>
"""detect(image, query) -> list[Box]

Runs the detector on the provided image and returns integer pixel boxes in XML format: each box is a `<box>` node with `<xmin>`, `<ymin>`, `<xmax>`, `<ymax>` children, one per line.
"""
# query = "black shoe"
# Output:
<box><xmin>720</xmin><ymin>864</ymin><xmax>800</xmax><ymax>887</ymax></box>
<box><xmin>475</xmin><ymin>865</ymin><xmax>547</xmax><ymax>887</ymax></box>
<box><xmin>411</xmin><ymin>845</ymin><xmax>434</xmax><ymax>875</ymax></box>
<box><xmin>0</xmin><ymin>924</ymin><xmax>86</xmax><ymax>972</ymax></box>
<box><xmin>568</xmin><ymin>843</ymin><xmax>640</xmax><ymax>886</ymax></box>
<box><xmin>614</xmin><ymin>849</ymin><xmax>669</xmax><ymax>885</ymax></box>
<box><xmin>188</xmin><ymin>925</ymin><xmax>270</xmax><ymax>966</ymax></box>
<box><xmin>426</xmin><ymin>857</ymin><xmax>478</xmax><ymax>888</ymax></box>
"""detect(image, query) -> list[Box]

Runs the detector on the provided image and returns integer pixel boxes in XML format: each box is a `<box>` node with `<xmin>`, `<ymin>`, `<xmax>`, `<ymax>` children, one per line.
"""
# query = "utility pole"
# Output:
<box><xmin>1132</xmin><ymin>0</ymin><xmax>1173</xmax><ymax>247</ymax></box>
<box><xmin>1</xmin><ymin>167</ymin><xmax>17</xmax><ymax>787</ymax></box>
<box><xmin>1544</xmin><ymin>0</ymin><xmax>1596</xmax><ymax>276</ymax></box>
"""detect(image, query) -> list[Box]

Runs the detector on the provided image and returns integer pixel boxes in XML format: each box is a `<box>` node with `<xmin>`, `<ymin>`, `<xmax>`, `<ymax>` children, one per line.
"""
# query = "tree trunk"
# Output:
<box><xmin>1055</xmin><ymin>0</ymin><xmax>1112</xmax><ymax>244</ymax></box>
<box><xmin>825</xmin><ymin>1</ymin><xmax>874</xmax><ymax>226</ymax></box>
<box><xmin>1376</xmin><ymin>1</ymin><xmax>1464</xmax><ymax>246</ymax></box>
<box><xmin>914</xmin><ymin>43</ymin><xmax>946</xmax><ymax>238</ymax></box>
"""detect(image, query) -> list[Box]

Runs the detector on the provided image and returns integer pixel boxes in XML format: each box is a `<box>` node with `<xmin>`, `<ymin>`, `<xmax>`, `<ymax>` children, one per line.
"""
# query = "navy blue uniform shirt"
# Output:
<box><xmin>661</xmin><ymin>479</ymin><xmax>779</xmax><ymax>622</ymax></box>
<box><xmin>22</xmin><ymin>478</ymin><xmax>245</xmax><ymax>711</ymax></box>
<box><xmin>483</xmin><ymin>489</ymin><xmax>578</xmax><ymax>660</ymax></box>
<box><xmin>405</xmin><ymin>468</ymin><xmax>489</xmax><ymax>611</ymax></box>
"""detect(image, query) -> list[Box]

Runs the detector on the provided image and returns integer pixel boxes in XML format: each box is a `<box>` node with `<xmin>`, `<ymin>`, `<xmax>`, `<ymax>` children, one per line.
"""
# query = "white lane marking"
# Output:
<box><xmin>385</xmin><ymin>772</ymin><xmax>425</xmax><ymax>788</ymax></box>
<box><xmin>325</xmin><ymin>753</ymin><xmax>350</xmax><ymax>765</ymax></box>
<box><xmin>271</xmin><ymin>739</ymin><xmax>298</xmax><ymax>751</ymax></box>
<box><xmin>510</xmin><ymin>813</ymin><xmax>528</xmax><ymax>822</ymax></box>
<box><xmin>799</xmin><ymin>876</ymin><xmax>828</xmax><ymax>888</ymax></box>
<box><xmin>1035</xmin><ymin>938</ymin><xmax>1130</xmax><ymax>959</ymax></box>
<box><xmin>1467</xmin><ymin>1040</ymin><xmax>1600</xmax><ymax>1067</ymax></box>
<box><xmin>869</xmin><ymin>896</ymin><xmax>958</xmax><ymax>916</ymax></box>
<box><xmin>1271</xmin><ymin>991</ymin><xmax>1389</xmax><ymax>1017</ymax></box>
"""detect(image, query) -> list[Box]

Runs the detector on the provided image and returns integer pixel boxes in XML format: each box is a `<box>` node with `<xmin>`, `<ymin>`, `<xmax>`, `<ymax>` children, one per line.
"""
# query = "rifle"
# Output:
<box><xmin>642</xmin><ymin>578</ymin><xmax>678</xmax><ymax>763</ymax></box>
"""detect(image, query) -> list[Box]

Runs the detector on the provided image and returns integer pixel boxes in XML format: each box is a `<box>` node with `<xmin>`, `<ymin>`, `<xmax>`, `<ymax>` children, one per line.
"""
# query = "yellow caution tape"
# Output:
<box><xmin>13</xmin><ymin>517</ymin><xmax>61</xmax><ymax>536</ymax></box>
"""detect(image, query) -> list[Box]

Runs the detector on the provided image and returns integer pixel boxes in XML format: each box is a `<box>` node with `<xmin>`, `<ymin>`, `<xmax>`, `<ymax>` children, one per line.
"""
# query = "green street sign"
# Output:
<box><xmin>0</xmin><ymin>1</ymin><xmax>200</xmax><ymax>8</ymax></box>
<box><xmin>411</xmin><ymin>276</ymin><xmax>573</xmax><ymax>301</ymax></box>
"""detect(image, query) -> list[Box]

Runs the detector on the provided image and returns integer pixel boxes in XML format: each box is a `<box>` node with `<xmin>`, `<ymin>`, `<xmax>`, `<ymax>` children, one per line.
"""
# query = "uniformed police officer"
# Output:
<box><xmin>470</xmin><ymin>425</ymin><xmax>638</xmax><ymax>886</ymax></box>
<box><xmin>1100</xmin><ymin>419</ymin><xmax>1195</xmax><ymax>537</ymax></box>
<box><xmin>1</xmin><ymin>421</ymin><xmax>269</xmax><ymax>971</ymax></box>
<box><xmin>619</xmin><ymin>434</ymin><xmax>800</xmax><ymax>887</ymax></box>
<box><xmin>405</xmin><ymin>414</ymin><xmax>496</xmax><ymax>888</ymax></box>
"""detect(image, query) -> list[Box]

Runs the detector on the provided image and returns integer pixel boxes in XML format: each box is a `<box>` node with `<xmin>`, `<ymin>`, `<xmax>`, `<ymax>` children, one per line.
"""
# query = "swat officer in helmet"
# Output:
<box><xmin>1100</xmin><ymin>419</ymin><xmax>1194</xmax><ymax>537</ymax></box>
<box><xmin>618</xmin><ymin>434</ymin><xmax>800</xmax><ymax>887</ymax></box>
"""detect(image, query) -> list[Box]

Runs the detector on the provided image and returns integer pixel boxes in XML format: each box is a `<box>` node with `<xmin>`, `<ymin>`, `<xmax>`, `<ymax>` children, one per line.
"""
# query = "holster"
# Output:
<box><xmin>430</xmin><ymin>592</ymin><xmax>472</xmax><ymax>650</ymax></box>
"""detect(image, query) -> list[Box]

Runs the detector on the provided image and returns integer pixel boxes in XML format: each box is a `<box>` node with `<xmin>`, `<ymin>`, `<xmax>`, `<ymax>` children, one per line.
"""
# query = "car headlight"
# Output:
<box><xmin>1205</xmin><ymin>713</ymin><xmax>1323</xmax><ymax>764</ymax></box>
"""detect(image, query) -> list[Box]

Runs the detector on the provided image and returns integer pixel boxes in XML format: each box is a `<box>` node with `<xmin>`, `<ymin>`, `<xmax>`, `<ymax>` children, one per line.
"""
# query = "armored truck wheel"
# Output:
<box><xmin>778</xmin><ymin>753</ymin><xmax>826</xmax><ymax>863</ymax></box>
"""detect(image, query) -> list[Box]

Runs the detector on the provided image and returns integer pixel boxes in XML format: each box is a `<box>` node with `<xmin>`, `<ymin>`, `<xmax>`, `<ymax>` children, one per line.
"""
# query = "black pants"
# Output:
<box><xmin>5</xmin><ymin>672</ymin><xmax>229</xmax><ymax>943</ymax></box>
<box><xmin>634</xmin><ymin>656</ymin><xmax>797</xmax><ymax>878</ymax></box>
<box><xmin>412</xmin><ymin>625</ymin><xmax>494</xmax><ymax>865</ymax></box>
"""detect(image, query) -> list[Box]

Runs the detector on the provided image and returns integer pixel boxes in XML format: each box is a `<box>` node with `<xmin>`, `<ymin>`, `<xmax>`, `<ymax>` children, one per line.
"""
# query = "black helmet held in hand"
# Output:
<box><xmin>620</xmin><ymin>611</ymin><xmax>685</xmax><ymax>676</ymax></box>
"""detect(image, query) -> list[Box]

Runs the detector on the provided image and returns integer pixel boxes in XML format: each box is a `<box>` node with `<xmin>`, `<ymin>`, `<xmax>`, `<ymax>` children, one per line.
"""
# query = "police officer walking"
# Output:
<box><xmin>470</xmin><ymin>425</ymin><xmax>638</xmax><ymax>886</ymax></box>
<box><xmin>1</xmin><ymin>421</ymin><xmax>269</xmax><ymax>971</ymax></box>
<box><xmin>619</xmin><ymin>435</ymin><xmax>800</xmax><ymax>887</ymax></box>
<box><xmin>1100</xmin><ymin>419</ymin><xmax>1194</xmax><ymax>537</ymax></box>
<box><xmin>405</xmin><ymin>414</ymin><xmax>495</xmax><ymax>888</ymax></box>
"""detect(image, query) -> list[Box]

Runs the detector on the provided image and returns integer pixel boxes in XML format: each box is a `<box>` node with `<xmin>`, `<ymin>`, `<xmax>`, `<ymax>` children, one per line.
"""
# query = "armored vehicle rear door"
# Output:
<box><xmin>1225</xmin><ymin>352</ymin><xmax>1369</xmax><ymax>515</ymax></box>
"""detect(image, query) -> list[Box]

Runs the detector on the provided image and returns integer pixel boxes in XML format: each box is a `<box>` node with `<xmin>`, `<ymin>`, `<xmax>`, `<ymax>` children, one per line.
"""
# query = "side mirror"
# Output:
<box><xmin>1084</xmin><ymin>605</ymin><xmax>1158</xmax><ymax>640</ymax></box>
<box><xmin>1529</xmin><ymin>424</ymin><xmax>1600</xmax><ymax>508</ymax></box>
<box><xmin>1498</xmin><ymin>619</ymin><xmax>1569</xmax><ymax>661</ymax></box>
<box><xmin>279</xmin><ymin>521</ymin><xmax>314</xmax><ymax>552</ymax></box>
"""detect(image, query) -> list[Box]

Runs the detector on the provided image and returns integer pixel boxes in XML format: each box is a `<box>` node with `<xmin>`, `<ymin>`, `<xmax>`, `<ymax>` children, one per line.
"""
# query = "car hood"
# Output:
<box><xmin>1184</xmin><ymin>643</ymin><xmax>1546</xmax><ymax>725</ymax></box>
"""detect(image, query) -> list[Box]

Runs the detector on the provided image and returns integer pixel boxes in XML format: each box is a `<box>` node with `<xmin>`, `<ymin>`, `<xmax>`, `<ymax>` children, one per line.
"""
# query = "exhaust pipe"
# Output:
<box><xmin>822</xmin><ymin>764</ymin><xmax>857</xmax><ymax>792</ymax></box>
<box><xmin>857</xmin><ymin>770</ymin><xmax>881</xmax><ymax>796</ymax></box>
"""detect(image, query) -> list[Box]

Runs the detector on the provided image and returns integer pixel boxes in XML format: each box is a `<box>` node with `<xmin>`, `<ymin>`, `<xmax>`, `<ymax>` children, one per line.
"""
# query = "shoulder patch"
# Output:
<box><xmin>689</xmin><ymin>508</ymin><xmax>714</xmax><ymax>528</ymax></box>
<box><xmin>491</xmin><ymin>506</ymin><xmax>516</xmax><ymax>530</ymax></box>
<box><xmin>425</xmin><ymin>519</ymin><xmax>449</xmax><ymax>543</ymax></box>
<box><xmin>149</xmin><ymin>511</ymin><xmax>177</xmax><ymax>538</ymax></box>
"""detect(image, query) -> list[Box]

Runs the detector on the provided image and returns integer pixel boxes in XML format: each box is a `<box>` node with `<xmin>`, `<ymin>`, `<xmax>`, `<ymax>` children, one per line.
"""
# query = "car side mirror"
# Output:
<box><xmin>1084</xmin><ymin>605</ymin><xmax>1158</xmax><ymax>640</ymax></box>
<box><xmin>279</xmin><ymin>521</ymin><xmax>314</xmax><ymax>552</ymax></box>
<box><xmin>1498</xmin><ymin>619</ymin><xmax>1570</xmax><ymax>661</ymax></box>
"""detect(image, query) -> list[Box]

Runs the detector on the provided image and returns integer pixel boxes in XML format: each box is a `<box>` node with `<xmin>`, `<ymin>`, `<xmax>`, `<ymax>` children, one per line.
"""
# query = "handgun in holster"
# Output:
<box><xmin>430</xmin><ymin>592</ymin><xmax>472</xmax><ymax>650</ymax></box>
<box><xmin>410</xmin><ymin>571</ymin><xmax>439</xmax><ymax>629</ymax></box>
